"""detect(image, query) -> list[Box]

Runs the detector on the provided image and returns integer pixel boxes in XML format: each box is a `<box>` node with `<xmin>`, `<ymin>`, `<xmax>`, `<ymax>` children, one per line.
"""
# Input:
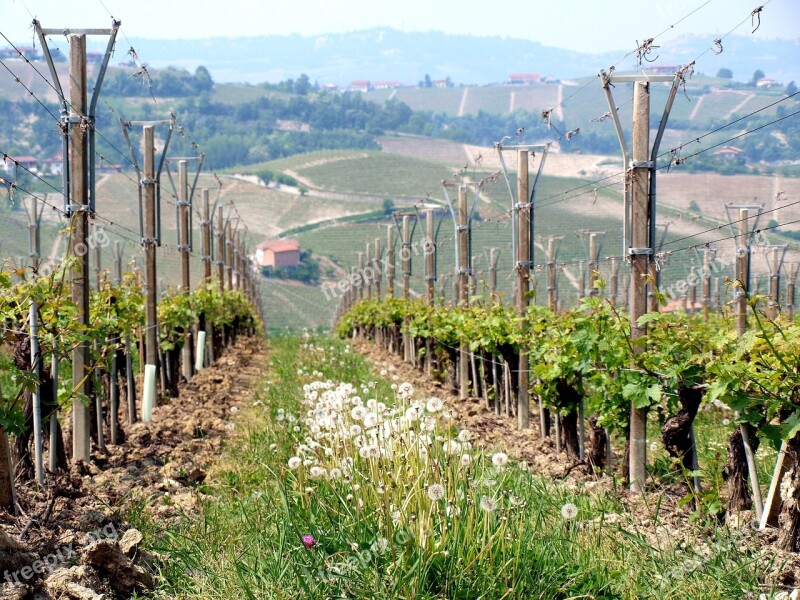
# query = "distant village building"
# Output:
<box><xmin>349</xmin><ymin>80</ymin><xmax>371</xmax><ymax>92</ymax></box>
<box><xmin>255</xmin><ymin>239</ymin><xmax>301</xmax><ymax>269</ymax></box>
<box><xmin>507</xmin><ymin>73</ymin><xmax>540</xmax><ymax>85</ymax></box>
<box><xmin>644</xmin><ymin>65</ymin><xmax>682</xmax><ymax>75</ymax></box>
<box><xmin>41</xmin><ymin>153</ymin><xmax>63</xmax><ymax>176</ymax></box>
<box><xmin>712</xmin><ymin>146</ymin><xmax>744</xmax><ymax>159</ymax></box>
<box><xmin>321</xmin><ymin>83</ymin><xmax>339</xmax><ymax>93</ymax></box>
<box><xmin>756</xmin><ymin>78</ymin><xmax>776</xmax><ymax>88</ymax></box>
<box><xmin>2</xmin><ymin>46</ymin><xmax>40</xmax><ymax>60</ymax></box>
<box><xmin>432</xmin><ymin>79</ymin><xmax>450</xmax><ymax>88</ymax></box>
<box><xmin>373</xmin><ymin>81</ymin><xmax>402</xmax><ymax>90</ymax></box>
<box><xmin>3</xmin><ymin>155</ymin><xmax>38</xmax><ymax>174</ymax></box>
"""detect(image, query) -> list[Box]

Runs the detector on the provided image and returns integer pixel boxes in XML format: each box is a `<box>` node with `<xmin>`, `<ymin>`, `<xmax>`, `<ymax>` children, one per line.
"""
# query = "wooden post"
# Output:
<box><xmin>374</xmin><ymin>238</ymin><xmax>382</xmax><ymax>300</ymax></box>
<box><xmin>787</xmin><ymin>263</ymin><xmax>798</xmax><ymax>320</ymax></box>
<box><xmin>225</xmin><ymin>221</ymin><xmax>234</xmax><ymax>291</ymax></box>
<box><xmin>547</xmin><ymin>238</ymin><xmax>559</xmax><ymax>312</ymax></box>
<box><xmin>178</xmin><ymin>160</ymin><xmax>193</xmax><ymax>381</ymax></box>
<box><xmin>768</xmin><ymin>247</ymin><xmax>781</xmax><ymax>319</ymax></box>
<box><xmin>702</xmin><ymin>249</ymin><xmax>712</xmax><ymax>321</ymax></box>
<box><xmin>734</xmin><ymin>207</ymin><xmax>764</xmax><ymax>520</ymax></box>
<box><xmin>386</xmin><ymin>225</ymin><xmax>395</xmax><ymax>299</ymax></box>
<box><xmin>735</xmin><ymin>210</ymin><xmax>749</xmax><ymax>337</ymax></box>
<box><xmin>457</xmin><ymin>187</ymin><xmax>470</xmax><ymax>399</ymax></box>
<box><xmin>610</xmin><ymin>257</ymin><xmax>619</xmax><ymax>306</ymax></box>
<box><xmin>578</xmin><ymin>261</ymin><xmax>586</xmax><ymax>300</ymax></box>
<box><xmin>70</xmin><ymin>34</ymin><xmax>91</xmax><ymax>462</ymax></box>
<box><xmin>202</xmin><ymin>189</ymin><xmax>212</xmax><ymax>283</ymax></box>
<box><xmin>26</xmin><ymin>197</ymin><xmax>41</xmax><ymax>271</ymax></box>
<box><xmin>216</xmin><ymin>208</ymin><xmax>225</xmax><ymax>292</ymax></box>
<box><xmin>30</xmin><ymin>302</ymin><xmax>44</xmax><ymax>484</ymax></box>
<box><xmin>629</xmin><ymin>81</ymin><xmax>651</xmax><ymax>493</ymax></box>
<box><xmin>92</xmin><ymin>232</ymin><xmax>102</xmax><ymax>291</ymax></box>
<box><xmin>233</xmin><ymin>231</ymin><xmax>241</xmax><ymax>291</ymax></box>
<box><xmin>365</xmin><ymin>242</ymin><xmax>372</xmax><ymax>299</ymax></box>
<box><xmin>142</xmin><ymin>125</ymin><xmax>159</xmax><ymax>408</ymax></box>
<box><xmin>425</xmin><ymin>210</ymin><xmax>435</xmax><ymax>305</ymax></box>
<box><xmin>357</xmin><ymin>252</ymin><xmax>365</xmax><ymax>302</ymax></box>
<box><xmin>402</xmin><ymin>216</ymin><xmax>411</xmax><ymax>301</ymax></box>
<box><xmin>516</xmin><ymin>151</ymin><xmax>530</xmax><ymax>429</ymax></box>
<box><xmin>688</xmin><ymin>264</ymin><xmax>697</xmax><ymax>314</ymax></box>
<box><xmin>588</xmin><ymin>233</ymin><xmax>599</xmax><ymax>296</ymax></box>
<box><xmin>401</xmin><ymin>216</ymin><xmax>413</xmax><ymax>363</ymax></box>
<box><xmin>489</xmin><ymin>248</ymin><xmax>498</xmax><ymax>296</ymax></box>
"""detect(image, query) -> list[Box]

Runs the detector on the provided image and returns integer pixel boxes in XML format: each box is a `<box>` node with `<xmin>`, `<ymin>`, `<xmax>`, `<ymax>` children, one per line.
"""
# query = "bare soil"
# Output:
<box><xmin>0</xmin><ymin>337</ymin><xmax>266</xmax><ymax>599</ymax></box>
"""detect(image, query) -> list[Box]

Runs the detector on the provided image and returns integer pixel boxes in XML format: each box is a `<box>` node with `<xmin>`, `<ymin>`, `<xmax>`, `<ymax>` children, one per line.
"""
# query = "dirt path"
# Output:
<box><xmin>1</xmin><ymin>337</ymin><xmax>266</xmax><ymax>598</ymax></box>
<box><xmin>458</xmin><ymin>87</ymin><xmax>469</xmax><ymax>117</ymax></box>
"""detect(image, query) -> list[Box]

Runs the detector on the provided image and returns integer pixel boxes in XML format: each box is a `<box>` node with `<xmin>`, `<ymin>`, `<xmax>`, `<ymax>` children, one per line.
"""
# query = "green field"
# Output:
<box><xmin>291</xmin><ymin>152</ymin><xmax>456</xmax><ymax>198</ymax></box>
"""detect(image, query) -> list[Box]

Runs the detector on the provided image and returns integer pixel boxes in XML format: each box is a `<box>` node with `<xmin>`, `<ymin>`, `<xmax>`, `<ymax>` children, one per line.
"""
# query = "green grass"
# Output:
<box><xmin>136</xmin><ymin>334</ymin><xmax>774</xmax><ymax>599</ymax></box>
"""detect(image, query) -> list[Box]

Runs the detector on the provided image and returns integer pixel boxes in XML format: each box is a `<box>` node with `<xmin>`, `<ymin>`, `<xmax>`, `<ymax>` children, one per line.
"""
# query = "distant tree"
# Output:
<box><xmin>194</xmin><ymin>66</ymin><xmax>214</xmax><ymax>92</ymax></box>
<box><xmin>445</xmin><ymin>76</ymin><xmax>453</xmax><ymax>87</ymax></box>
<box><xmin>716</xmin><ymin>68</ymin><xmax>733</xmax><ymax>79</ymax></box>
<box><xmin>295</xmin><ymin>73</ymin><xmax>311</xmax><ymax>96</ymax></box>
<box><xmin>787</xmin><ymin>81</ymin><xmax>798</xmax><ymax>95</ymax></box>
<box><xmin>382</xmin><ymin>198</ymin><xmax>394</xmax><ymax>214</ymax></box>
<box><xmin>424</xmin><ymin>74</ymin><xmax>432</xmax><ymax>88</ymax></box>
<box><xmin>750</xmin><ymin>69</ymin><xmax>765</xmax><ymax>86</ymax></box>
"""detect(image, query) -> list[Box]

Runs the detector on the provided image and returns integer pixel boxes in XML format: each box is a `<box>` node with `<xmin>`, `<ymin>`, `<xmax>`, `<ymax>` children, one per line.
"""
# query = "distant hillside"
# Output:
<box><xmin>89</xmin><ymin>29</ymin><xmax>800</xmax><ymax>86</ymax></box>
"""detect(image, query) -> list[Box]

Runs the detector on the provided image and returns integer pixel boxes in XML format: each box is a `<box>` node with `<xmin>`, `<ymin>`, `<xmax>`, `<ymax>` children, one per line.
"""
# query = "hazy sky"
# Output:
<box><xmin>4</xmin><ymin>0</ymin><xmax>798</xmax><ymax>53</ymax></box>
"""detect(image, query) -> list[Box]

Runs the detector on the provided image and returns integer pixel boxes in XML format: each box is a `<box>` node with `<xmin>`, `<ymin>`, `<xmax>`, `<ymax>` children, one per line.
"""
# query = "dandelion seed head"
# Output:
<box><xmin>561</xmin><ymin>502</ymin><xmax>579</xmax><ymax>520</ymax></box>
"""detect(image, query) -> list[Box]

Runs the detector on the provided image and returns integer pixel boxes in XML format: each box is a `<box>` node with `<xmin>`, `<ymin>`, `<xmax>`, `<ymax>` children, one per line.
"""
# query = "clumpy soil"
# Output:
<box><xmin>0</xmin><ymin>337</ymin><xmax>266</xmax><ymax>599</ymax></box>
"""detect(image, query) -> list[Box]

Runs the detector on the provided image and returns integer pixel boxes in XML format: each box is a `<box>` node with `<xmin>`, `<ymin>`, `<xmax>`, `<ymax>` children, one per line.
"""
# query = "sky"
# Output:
<box><xmin>3</xmin><ymin>0</ymin><xmax>798</xmax><ymax>53</ymax></box>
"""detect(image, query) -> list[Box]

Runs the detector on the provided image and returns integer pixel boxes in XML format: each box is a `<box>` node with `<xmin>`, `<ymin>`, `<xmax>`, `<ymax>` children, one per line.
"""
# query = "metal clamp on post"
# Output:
<box><xmin>425</xmin><ymin>275</ymin><xmax>437</xmax><ymax>281</ymax></box>
<box><xmin>177</xmin><ymin>244</ymin><xmax>190</xmax><ymax>251</ymax></box>
<box><xmin>735</xmin><ymin>246</ymin><xmax>750</xmax><ymax>257</ymax></box>
<box><xmin>629</xmin><ymin>160</ymin><xmax>654</xmax><ymax>169</ymax></box>
<box><xmin>627</xmin><ymin>247</ymin><xmax>653</xmax><ymax>256</ymax></box>
<box><xmin>140</xmin><ymin>178</ymin><xmax>157</xmax><ymax>186</ymax></box>
<box><xmin>515</xmin><ymin>260</ymin><xmax>534</xmax><ymax>268</ymax></box>
<box><xmin>141</xmin><ymin>237</ymin><xmax>157</xmax><ymax>246</ymax></box>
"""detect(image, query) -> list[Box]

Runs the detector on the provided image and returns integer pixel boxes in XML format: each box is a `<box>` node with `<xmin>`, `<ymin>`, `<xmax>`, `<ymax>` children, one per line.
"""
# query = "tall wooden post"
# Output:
<box><xmin>702</xmin><ymin>249</ymin><xmax>712</xmax><ymax>321</ymax></box>
<box><xmin>488</xmin><ymin>248</ymin><xmax>498</xmax><ymax>296</ymax></box>
<box><xmin>178</xmin><ymin>160</ymin><xmax>193</xmax><ymax>380</ymax></box>
<box><xmin>734</xmin><ymin>207</ymin><xmax>764</xmax><ymax>520</ymax></box>
<box><xmin>357</xmin><ymin>252</ymin><xmax>365</xmax><ymax>301</ymax></box>
<box><xmin>374</xmin><ymin>238</ymin><xmax>382</xmax><ymax>300</ymax></box>
<box><xmin>425</xmin><ymin>209</ymin><xmax>436</xmax><ymax>305</ymax></box>
<box><xmin>735</xmin><ymin>210</ymin><xmax>749</xmax><ymax>337</ymax></box>
<box><xmin>629</xmin><ymin>82</ymin><xmax>651</xmax><ymax>493</ymax></box>
<box><xmin>515</xmin><ymin>151</ymin><xmax>530</xmax><ymax>428</ymax></box>
<box><xmin>402</xmin><ymin>216</ymin><xmax>412</xmax><ymax>301</ymax></box>
<box><xmin>386</xmin><ymin>225</ymin><xmax>395</xmax><ymax>299</ymax></box>
<box><xmin>225</xmin><ymin>224</ymin><xmax>234</xmax><ymax>291</ymax></box>
<box><xmin>70</xmin><ymin>34</ymin><xmax>91</xmax><ymax>462</ymax></box>
<box><xmin>787</xmin><ymin>263</ymin><xmax>799</xmax><ymax>319</ymax></box>
<box><xmin>610</xmin><ymin>257</ymin><xmax>620</xmax><ymax>306</ymax></box>
<box><xmin>401</xmin><ymin>216</ymin><xmax>413</xmax><ymax>363</ymax></box>
<box><xmin>457</xmin><ymin>187</ymin><xmax>470</xmax><ymax>398</ymax></box>
<box><xmin>142</xmin><ymin>125</ymin><xmax>159</xmax><ymax>411</ymax></box>
<box><xmin>365</xmin><ymin>243</ymin><xmax>372</xmax><ymax>299</ymax></box>
<box><xmin>588</xmin><ymin>233</ymin><xmax>599</xmax><ymax>296</ymax></box>
<box><xmin>547</xmin><ymin>238</ymin><xmax>559</xmax><ymax>312</ymax></box>
<box><xmin>688</xmin><ymin>264</ymin><xmax>697</xmax><ymax>314</ymax></box>
<box><xmin>92</xmin><ymin>231</ymin><xmax>102</xmax><ymax>291</ymax></box>
<box><xmin>201</xmin><ymin>189</ymin><xmax>212</xmax><ymax>283</ymax></box>
<box><xmin>216</xmin><ymin>208</ymin><xmax>225</xmax><ymax>292</ymax></box>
